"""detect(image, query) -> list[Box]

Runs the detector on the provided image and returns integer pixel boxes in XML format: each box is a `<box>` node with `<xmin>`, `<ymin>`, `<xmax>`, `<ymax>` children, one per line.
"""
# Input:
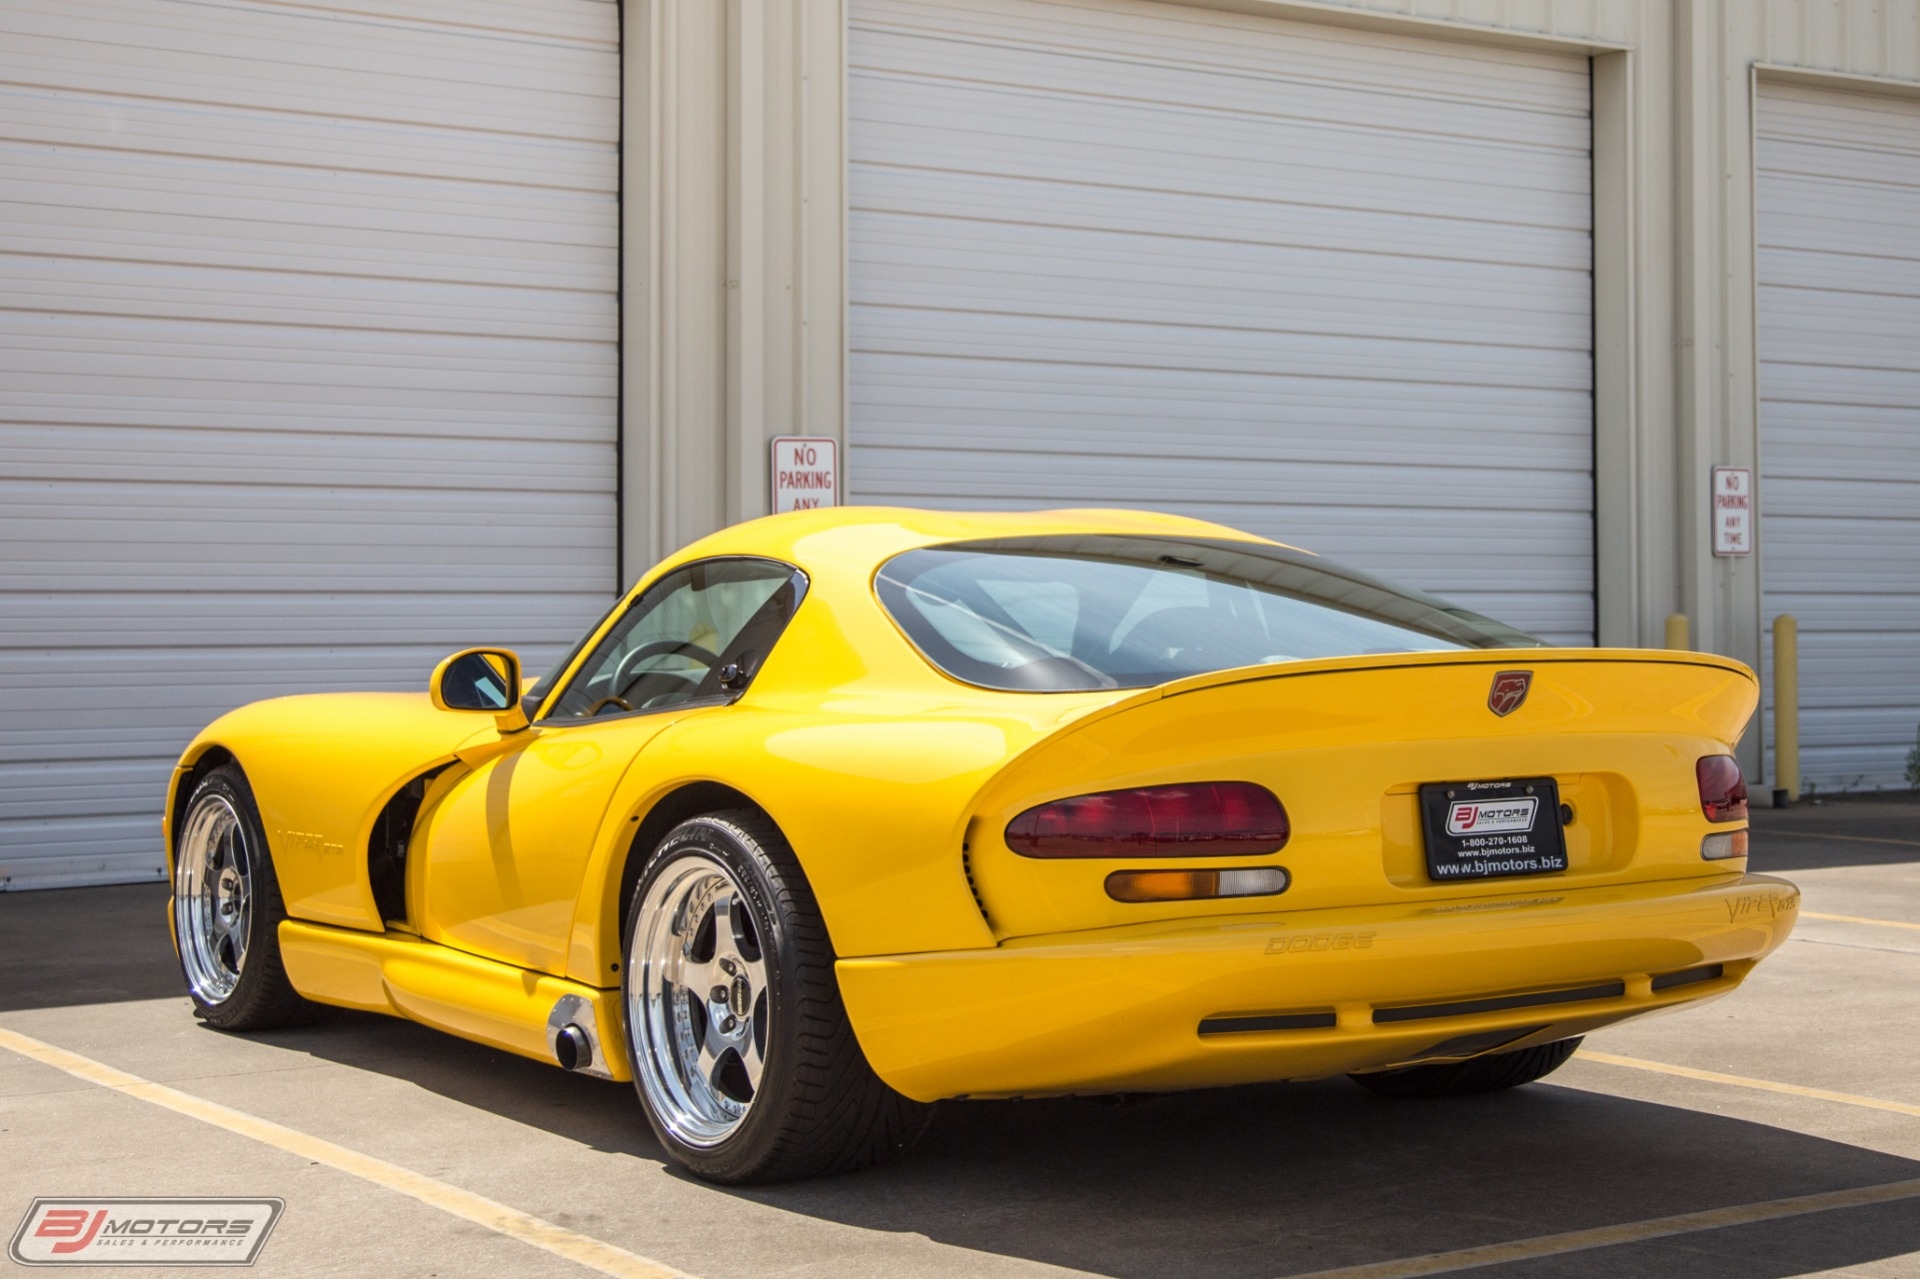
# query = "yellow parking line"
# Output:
<box><xmin>0</xmin><ymin>1026</ymin><xmax>693</xmax><ymax>1279</ymax></box>
<box><xmin>1803</xmin><ymin>910</ymin><xmax>1920</xmax><ymax>933</ymax></box>
<box><xmin>1283</xmin><ymin>1178</ymin><xmax>1920</xmax><ymax>1278</ymax></box>
<box><xmin>1578</xmin><ymin>1048</ymin><xmax>1920</xmax><ymax>1120</ymax></box>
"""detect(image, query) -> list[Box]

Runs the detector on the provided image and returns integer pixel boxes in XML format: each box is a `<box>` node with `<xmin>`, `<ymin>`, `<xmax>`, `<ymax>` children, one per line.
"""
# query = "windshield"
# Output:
<box><xmin>875</xmin><ymin>535</ymin><xmax>1539</xmax><ymax>692</ymax></box>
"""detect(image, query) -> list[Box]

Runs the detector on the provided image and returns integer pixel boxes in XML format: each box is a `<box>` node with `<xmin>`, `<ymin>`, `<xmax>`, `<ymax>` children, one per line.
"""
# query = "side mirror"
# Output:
<box><xmin>430</xmin><ymin>648</ymin><xmax>529</xmax><ymax>733</ymax></box>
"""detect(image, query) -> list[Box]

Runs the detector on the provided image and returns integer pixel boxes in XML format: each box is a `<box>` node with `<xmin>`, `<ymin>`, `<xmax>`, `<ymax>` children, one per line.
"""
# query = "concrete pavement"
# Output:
<box><xmin>3</xmin><ymin>794</ymin><xmax>1917</xmax><ymax>1277</ymax></box>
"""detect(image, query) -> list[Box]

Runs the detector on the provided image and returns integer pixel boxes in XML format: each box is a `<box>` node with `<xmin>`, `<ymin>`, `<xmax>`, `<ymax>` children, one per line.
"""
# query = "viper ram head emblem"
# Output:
<box><xmin>1488</xmin><ymin>670</ymin><xmax>1533</xmax><ymax>717</ymax></box>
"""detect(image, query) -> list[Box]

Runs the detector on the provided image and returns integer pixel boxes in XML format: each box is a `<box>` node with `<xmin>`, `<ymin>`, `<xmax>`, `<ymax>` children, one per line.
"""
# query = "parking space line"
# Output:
<box><xmin>1804</xmin><ymin>910</ymin><xmax>1920</xmax><ymax>932</ymax></box>
<box><xmin>0</xmin><ymin>1027</ymin><xmax>694</xmax><ymax>1279</ymax></box>
<box><xmin>1282</xmin><ymin>1178</ymin><xmax>1920</xmax><ymax>1278</ymax></box>
<box><xmin>1578</xmin><ymin>1048</ymin><xmax>1920</xmax><ymax>1120</ymax></box>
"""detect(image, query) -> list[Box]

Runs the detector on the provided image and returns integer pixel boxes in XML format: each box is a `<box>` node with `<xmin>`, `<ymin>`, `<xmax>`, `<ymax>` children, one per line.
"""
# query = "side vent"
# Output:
<box><xmin>368</xmin><ymin>766</ymin><xmax>449</xmax><ymax>925</ymax></box>
<box><xmin>961</xmin><ymin>843</ymin><xmax>992</xmax><ymax>931</ymax></box>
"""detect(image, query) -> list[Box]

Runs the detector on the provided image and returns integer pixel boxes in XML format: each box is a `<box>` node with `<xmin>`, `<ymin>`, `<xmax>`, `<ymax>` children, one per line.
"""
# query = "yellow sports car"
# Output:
<box><xmin>166</xmin><ymin>507</ymin><xmax>1796</xmax><ymax>1182</ymax></box>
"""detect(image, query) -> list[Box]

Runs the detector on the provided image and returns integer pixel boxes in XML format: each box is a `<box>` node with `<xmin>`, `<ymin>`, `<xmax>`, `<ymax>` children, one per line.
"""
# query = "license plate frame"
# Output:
<box><xmin>1418</xmin><ymin>777</ymin><xmax>1569</xmax><ymax>883</ymax></box>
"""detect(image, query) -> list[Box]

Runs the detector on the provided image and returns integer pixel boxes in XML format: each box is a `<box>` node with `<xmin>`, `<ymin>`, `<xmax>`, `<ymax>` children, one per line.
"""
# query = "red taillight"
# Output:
<box><xmin>1005</xmin><ymin>782</ymin><xmax>1290</xmax><ymax>858</ymax></box>
<box><xmin>1696</xmin><ymin>756</ymin><xmax>1749</xmax><ymax>823</ymax></box>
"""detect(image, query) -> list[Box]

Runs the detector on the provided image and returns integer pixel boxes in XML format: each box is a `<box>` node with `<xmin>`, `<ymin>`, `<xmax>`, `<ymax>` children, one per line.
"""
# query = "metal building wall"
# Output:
<box><xmin>622</xmin><ymin>0</ymin><xmax>1920</xmax><ymax>790</ymax></box>
<box><xmin>7</xmin><ymin>0</ymin><xmax>1920</xmax><ymax>892</ymax></box>
<box><xmin>0</xmin><ymin>0</ymin><xmax>622</xmax><ymax>888</ymax></box>
<box><xmin>845</xmin><ymin>0</ymin><xmax>1596</xmax><ymax>644</ymax></box>
<box><xmin>1756</xmin><ymin>82</ymin><xmax>1920</xmax><ymax>790</ymax></box>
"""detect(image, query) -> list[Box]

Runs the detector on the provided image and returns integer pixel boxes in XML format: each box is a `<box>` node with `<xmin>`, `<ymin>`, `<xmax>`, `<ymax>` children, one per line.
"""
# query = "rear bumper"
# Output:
<box><xmin>836</xmin><ymin>872</ymin><xmax>1797</xmax><ymax>1101</ymax></box>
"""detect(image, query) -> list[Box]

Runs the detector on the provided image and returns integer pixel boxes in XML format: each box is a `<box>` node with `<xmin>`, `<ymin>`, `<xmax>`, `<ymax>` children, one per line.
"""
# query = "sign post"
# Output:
<box><xmin>770</xmin><ymin>437</ymin><xmax>839</xmax><ymax>513</ymax></box>
<box><xmin>1711</xmin><ymin>466</ymin><xmax>1752</xmax><ymax>557</ymax></box>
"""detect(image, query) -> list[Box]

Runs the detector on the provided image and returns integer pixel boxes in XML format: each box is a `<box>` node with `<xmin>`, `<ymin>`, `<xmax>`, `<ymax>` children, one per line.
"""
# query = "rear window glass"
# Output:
<box><xmin>875</xmin><ymin>535</ymin><xmax>1539</xmax><ymax>692</ymax></box>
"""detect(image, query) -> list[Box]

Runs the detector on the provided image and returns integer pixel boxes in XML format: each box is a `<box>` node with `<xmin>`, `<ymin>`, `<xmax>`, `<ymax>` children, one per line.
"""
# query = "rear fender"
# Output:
<box><xmin>563</xmin><ymin>701</ymin><xmax>1090</xmax><ymax>977</ymax></box>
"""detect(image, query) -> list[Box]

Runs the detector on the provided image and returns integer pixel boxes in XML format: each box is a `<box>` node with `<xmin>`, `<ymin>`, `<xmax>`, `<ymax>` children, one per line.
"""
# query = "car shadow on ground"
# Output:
<box><xmin>262</xmin><ymin>1004</ymin><xmax>1920</xmax><ymax>1279</ymax></box>
<box><xmin>751</xmin><ymin>1081</ymin><xmax>1920</xmax><ymax>1278</ymax></box>
<box><xmin>32</xmin><ymin>1020</ymin><xmax>1920</xmax><ymax>1279</ymax></box>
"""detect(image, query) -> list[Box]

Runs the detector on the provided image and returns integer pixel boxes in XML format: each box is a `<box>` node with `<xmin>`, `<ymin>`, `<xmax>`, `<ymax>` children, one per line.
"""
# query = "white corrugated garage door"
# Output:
<box><xmin>0</xmin><ymin>0</ymin><xmax>620</xmax><ymax>889</ymax></box>
<box><xmin>1756</xmin><ymin>84</ymin><xmax>1920</xmax><ymax>791</ymax></box>
<box><xmin>847</xmin><ymin>0</ymin><xmax>1594</xmax><ymax>644</ymax></box>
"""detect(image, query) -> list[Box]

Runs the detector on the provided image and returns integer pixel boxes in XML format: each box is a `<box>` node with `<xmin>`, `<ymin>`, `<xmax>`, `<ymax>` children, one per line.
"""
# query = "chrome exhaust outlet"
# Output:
<box><xmin>545</xmin><ymin>994</ymin><xmax>615</xmax><ymax>1079</ymax></box>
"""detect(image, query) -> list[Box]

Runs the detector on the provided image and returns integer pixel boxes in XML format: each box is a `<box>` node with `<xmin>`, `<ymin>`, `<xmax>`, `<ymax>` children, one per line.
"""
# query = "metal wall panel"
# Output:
<box><xmin>1756</xmin><ymin>82</ymin><xmax>1920</xmax><ymax>790</ymax></box>
<box><xmin>846</xmin><ymin>0</ymin><xmax>1594</xmax><ymax>644</ymax></box>
<box><xmin>0</xmin><ymin>0</ymin><xmax>620</xmax><ymax>888</ymax></box>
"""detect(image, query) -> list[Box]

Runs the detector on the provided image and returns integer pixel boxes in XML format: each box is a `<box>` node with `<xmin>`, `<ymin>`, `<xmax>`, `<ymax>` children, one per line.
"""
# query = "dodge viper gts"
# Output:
<box><xmin>165</xmin><ymin>507</ymin><xmax>1796</xmax><ymax>1182</ymax></box>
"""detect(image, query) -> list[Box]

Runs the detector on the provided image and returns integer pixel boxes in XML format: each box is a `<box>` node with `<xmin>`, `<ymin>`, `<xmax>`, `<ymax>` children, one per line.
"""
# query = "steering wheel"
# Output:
<box><xmin>606</xmin><ymin>639</ymin><xmax>722</xmax><ymax>704</ymax></box>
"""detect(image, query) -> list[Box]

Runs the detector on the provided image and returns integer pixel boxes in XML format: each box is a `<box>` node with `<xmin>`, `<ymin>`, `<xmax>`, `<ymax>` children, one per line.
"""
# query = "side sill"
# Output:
<box><xmin>278</xmin><ymin>920</ymin><xmax>630</xmax><ymax>1082</ymax></box>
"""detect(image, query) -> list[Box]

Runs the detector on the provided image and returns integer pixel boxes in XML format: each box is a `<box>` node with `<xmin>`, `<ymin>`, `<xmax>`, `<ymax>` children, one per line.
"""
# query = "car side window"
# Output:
<box><xmin>544</xmin><ymin>558</ymin><xmax>806</xmax><ymax>720</ymax></box>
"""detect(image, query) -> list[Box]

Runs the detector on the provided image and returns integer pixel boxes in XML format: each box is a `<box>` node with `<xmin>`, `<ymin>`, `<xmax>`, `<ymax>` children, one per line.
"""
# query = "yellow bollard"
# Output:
<box><xmin>1773</xmin><ymin>614</ymin><xmax>1799</xmax><ymax>805</ymax></box>
<box><xmin>1664</xmin><ymin>613</ymin><xmax>1689</xmax><ymax>651</ymax></box>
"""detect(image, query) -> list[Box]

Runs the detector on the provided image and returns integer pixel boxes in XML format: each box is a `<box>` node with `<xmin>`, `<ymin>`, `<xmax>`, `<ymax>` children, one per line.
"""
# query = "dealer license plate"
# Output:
<box><xmin>1418</xmin><ymin>778</ymin><xmax>1569</xmax><ymax>882</ymax></box>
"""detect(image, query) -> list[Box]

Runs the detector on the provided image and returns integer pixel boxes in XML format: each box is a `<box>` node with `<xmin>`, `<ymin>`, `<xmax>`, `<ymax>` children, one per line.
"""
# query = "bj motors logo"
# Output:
<box><xmin>1446</xmin><ymin>797</ymin><xmax>1539</xmax><ymax>837</ymax></box>
<box><xmin>9</xmin><ymin>1198</ymin><xmax>281</xmax><ymax>1267</ymax></box>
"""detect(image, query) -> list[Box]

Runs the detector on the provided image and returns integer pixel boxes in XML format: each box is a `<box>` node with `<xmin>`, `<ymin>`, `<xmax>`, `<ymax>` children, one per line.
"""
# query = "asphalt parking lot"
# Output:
<box><xmin>4</xmin><ymin>795</ymin><xmax>1918</xmax><ymax>1278</ymax></box>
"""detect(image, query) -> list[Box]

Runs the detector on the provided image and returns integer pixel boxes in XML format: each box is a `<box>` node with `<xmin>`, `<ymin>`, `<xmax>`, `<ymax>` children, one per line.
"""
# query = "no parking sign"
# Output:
<box><xmin>771</xmin><ymin>437</ymin><xmax>839</xmax><ymax>513</ymax></box>
<box><xmin>1711</xmin><ymin>466</ymin><xmax>1752</xmax><ymax>556</ymax></box>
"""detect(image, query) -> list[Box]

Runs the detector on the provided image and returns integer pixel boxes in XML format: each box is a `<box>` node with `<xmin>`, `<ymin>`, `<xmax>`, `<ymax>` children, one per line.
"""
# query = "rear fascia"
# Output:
<box><xmin>963</xmin><ymin>650</ymin><xmax>1757</xmax><ymax>940</ymax></box>
<box><xmin>837</xmin><ymin>871</ymin><xmax>1798</xmax><ymax>1101</ymax></box>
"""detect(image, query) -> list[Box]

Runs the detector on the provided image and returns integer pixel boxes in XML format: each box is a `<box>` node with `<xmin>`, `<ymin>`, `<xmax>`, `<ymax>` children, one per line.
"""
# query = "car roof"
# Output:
<box><xmin>656</xmin><ymin>506</ymin><xmax>1292</xmax><ymax>583</ymax></box>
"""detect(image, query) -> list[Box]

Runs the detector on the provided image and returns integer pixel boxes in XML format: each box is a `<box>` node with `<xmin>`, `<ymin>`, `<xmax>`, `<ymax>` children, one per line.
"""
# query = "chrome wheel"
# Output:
<box><xmin>174</xmin><ymin>792</ymin><xmax>253</xmax><ymax>1004</ymax></box>
<box><xmin>629</xmin><ymin>855</ymin><xmax>770</xmax><ymax>1148</ymax></box>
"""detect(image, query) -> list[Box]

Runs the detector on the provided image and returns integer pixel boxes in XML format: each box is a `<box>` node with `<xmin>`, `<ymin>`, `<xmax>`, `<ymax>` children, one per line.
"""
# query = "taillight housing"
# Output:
<box><xmin>1005</xmin><ymin>782</ymin><xmax>1289</xmax><ymax>858</ymax></box>
<box><xmin>1696</xmin><ymin>756</ymin><xmax>1749</xmax><ymax>823</ymax></box>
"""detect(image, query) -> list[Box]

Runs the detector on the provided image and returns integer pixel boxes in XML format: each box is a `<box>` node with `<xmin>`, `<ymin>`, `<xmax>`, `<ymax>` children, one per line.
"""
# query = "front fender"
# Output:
<box><xmin>174</xmin><ymin>693</ymin><xmax>489</xmax><ymax>931</ymax></box>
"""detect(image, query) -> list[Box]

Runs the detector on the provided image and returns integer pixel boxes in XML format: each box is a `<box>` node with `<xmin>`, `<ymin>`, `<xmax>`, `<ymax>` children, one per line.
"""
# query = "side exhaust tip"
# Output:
<box><xmin>554</xmin><ymin>1023</ymin><xmax>593</xmax><ymax>1071</ymax></box>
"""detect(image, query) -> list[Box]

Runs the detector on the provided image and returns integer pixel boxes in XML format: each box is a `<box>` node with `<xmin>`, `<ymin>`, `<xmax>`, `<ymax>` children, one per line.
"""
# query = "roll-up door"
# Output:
<box><xmin>0</xmin><ymin>1</ymin><xmax>620</xmax><ymax>888</ymax></box>
<box><xmin>1756</xmin><ymin>84</ymin><xmax>1920</xmax><ymax>791</ymax></box>
<box><xmin>847</xmin><ymin>0</ymin><xmax>1594</xmax><ymax>644</ymax></box>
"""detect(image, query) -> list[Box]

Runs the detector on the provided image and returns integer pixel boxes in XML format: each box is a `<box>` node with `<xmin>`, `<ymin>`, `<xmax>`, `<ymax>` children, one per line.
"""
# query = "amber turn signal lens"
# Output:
<box><xmin>1105</xmin><ymin>866</ymin><xmax>1290</xmax><ymax>903</ymax></box>
<box><xmin>1700</xmin><ymin>829</ymin><xmax>1749</xmax><ymax>860</ymax></box>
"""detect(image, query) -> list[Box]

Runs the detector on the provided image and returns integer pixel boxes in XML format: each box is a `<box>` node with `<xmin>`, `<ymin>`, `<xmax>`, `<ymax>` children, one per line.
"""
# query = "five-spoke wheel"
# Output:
<box><xmin>170</xmin><ymin>762</ymin><xmax>312</xmax><ymax>1030</ymax></box>
<box><xmin>175</xmin><ymin>790</ymin><xmax>254</xmax><ymax>1004</ymax></box>
<box><xmin>622</xmin><ymin>812</ymin><xmax>930</xmax><ymax>1183</ymax></box>
<box><xmin>630</xmin><ymin>856</ymin><xmax>770</xmax><ymax>1146</ymax></box>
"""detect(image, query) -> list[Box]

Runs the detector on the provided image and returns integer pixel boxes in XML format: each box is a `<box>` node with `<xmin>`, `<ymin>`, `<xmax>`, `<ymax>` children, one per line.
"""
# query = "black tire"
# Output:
<box><xmin>622</xmin><ymin>811</ymin><xmax>931</xmax><ymax>1183</ymax></box>
<box><xmin>1349</xmin><ymin>1036</ymin><xmax>1582</xmax><ymax>1099</ymax></box>
<box><xmin>171</xmin><ymin>763</ymin><xmax>314</xmax><ymax>1031</ymax></box>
